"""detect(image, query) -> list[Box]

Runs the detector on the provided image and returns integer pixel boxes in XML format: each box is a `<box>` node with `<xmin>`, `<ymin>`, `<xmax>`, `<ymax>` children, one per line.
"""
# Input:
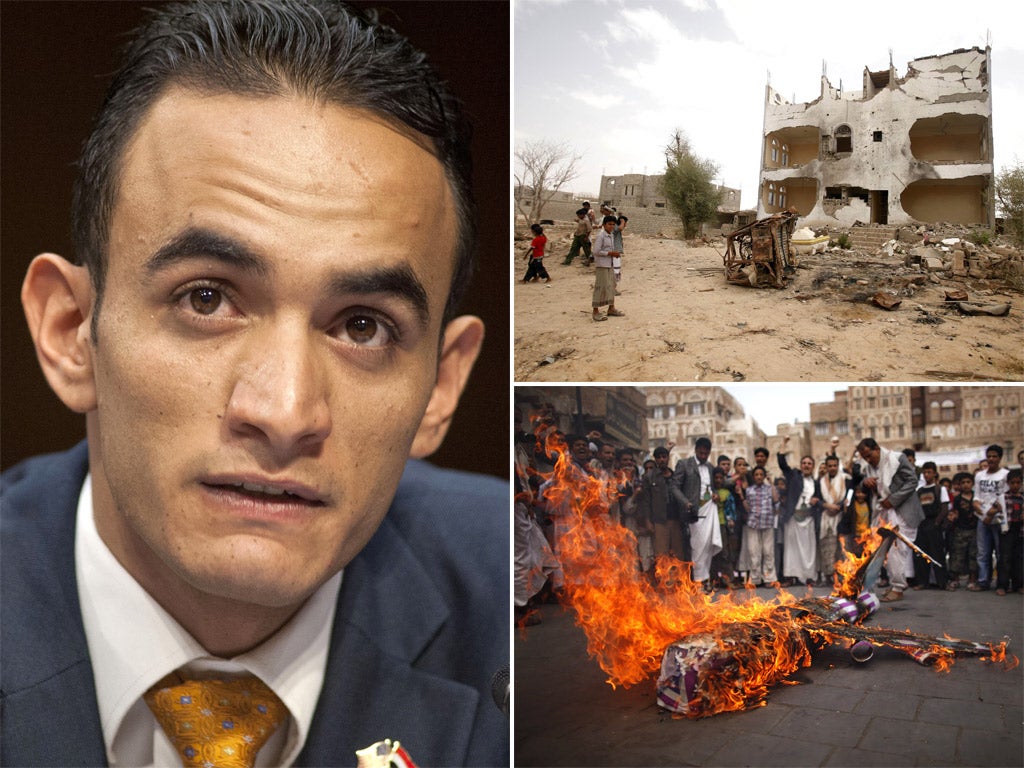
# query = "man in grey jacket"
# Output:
<box><xmin>856</xmin><ymin>438</ymin><xmax>925</xmax><ymax>602</ymax></box>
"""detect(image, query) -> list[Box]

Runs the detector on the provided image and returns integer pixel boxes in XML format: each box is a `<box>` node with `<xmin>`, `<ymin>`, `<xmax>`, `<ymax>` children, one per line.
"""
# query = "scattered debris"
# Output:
<box><xmin>538</xmin><ymin>348</ymin><xmax>575</xmax><ymax>366</ymax></box>
<box><xmin>956</xmin><ymin>302</ymin><xmax>1011</xmax><ymax>317</ymax></box>
<box><xmin>872</xmin><ymin>292</ymin><xmax>902</xmax><ymax>310</ymax></box>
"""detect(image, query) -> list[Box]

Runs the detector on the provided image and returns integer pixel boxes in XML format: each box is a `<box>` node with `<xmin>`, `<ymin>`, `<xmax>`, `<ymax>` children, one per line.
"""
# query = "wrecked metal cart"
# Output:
<box><xmin>723</xmin><ymin>211</ymin><xmax>798</xmax><ymax>288</ymax></box>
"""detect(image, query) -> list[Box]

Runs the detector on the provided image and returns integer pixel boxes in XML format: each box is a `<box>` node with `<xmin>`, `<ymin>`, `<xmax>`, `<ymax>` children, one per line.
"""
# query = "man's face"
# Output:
<box><xmin>858</xmin><ymin>444</ymin><xmax>881</xmax><ymax>467</ymax></box>
<box><xmin>654</xmin><ymin>453</ymin><xmax>669</xmax><ymax>470</ymax></box>
<box><xmin>599</xmin><ymin>444</ymin><xmax>615</xmax><ymax>468</ymax></box>
<box><xmin>695</xmin><ymin>444</ymin><xmax>711</xmax><ymax>463</ymax></box>
<box><xmin>800</xmin><ymin>457</ymin><xmax>815</xmax><ymax>476</ymax></box>
<box><xmin>826</xmin><ymin>459</ymin><xmax>839</xmax><ymax>478</ymax></box>
<box><xmin>571</xmin><ymin>439</ymin><xmax>591</xmax><ymax>463</ymax></box>
<box><xmin>754</xmin><ymin>451</ymin><xmax>768</xmax><ymax>466</ymax></box>
<box><xmin>986</xmin><ymin>449</ymin><xmax>1001</xmax><ymax>471</ymax></box>
<box><xmin>618</xmin><ymin>453</ymin><xmax>635</xmax><ymax>472</ymax></box>
<box><xmin>84</xmin><ymin>90</ymin><xmax>462</xmax><ymax>611</ymax></box>
<box><xmin>922</xmin><ymin>467</ymin><xmax>937</xmax><ymax>484</ymax></box>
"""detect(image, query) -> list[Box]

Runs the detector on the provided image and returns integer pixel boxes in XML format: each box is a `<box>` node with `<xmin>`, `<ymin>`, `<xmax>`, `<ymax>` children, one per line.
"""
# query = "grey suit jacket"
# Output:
<box><xmin>865</xmin><ymin>450</ymin><xmax>926</xmax><ymax>529</ymax></box>
<box><xmin>671</xmin><ymin>456</ymin><xmax>708</xmax><ymax>521</ymax></box>
<box><xmin>1</xmin><ymin>442</ymin><xmax>509</xmax><ymax>767</ymax></box>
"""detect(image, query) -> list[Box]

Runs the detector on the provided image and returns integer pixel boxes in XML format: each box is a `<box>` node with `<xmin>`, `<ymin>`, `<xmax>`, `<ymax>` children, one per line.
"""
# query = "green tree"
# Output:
<box><xmin>659</xmin><ymin>130</ymin><xmax>720</xmax><ymax>239</ymax></box>
<box><xmin>995</xmin><ymin>160</ymin><xmax>1024</xmax><ymax>247</ymax></box>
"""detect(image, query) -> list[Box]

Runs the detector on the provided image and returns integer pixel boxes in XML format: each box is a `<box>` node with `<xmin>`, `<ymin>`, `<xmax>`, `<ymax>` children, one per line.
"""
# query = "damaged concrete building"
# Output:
<box><xmin>758</xmin><ymin>46</ymin><xmax>995</xmax><ymax>229</ymax></box>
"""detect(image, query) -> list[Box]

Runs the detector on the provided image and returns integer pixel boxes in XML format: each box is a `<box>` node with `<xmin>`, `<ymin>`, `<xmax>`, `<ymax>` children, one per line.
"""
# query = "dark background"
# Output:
<box><xmin>1</xmin><ymin>1</ymin><xmax>509</xmax><ymax>479</ymax></box>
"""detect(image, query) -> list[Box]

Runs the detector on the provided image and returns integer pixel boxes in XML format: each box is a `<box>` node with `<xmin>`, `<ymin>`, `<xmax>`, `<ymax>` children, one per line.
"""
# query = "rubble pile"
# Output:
<box><xmin>782</xmin><ymin>223</ymin><xmax>1023</xmax><ymax>316</ymax></box>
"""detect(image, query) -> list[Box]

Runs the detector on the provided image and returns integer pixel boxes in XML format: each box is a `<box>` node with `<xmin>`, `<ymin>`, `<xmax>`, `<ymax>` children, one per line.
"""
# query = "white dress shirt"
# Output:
<box><xmin>75</xmin><ymin>475</ymin><xmax>342</xmax><ymax>766</ymax></box>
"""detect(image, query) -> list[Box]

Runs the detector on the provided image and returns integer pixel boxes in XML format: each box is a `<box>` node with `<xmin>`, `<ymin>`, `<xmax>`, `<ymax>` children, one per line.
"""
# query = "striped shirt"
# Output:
<box><xmin>746</xmin><ymin>482</ymin><xmax>776</xmax><ymax>529</ymax></box>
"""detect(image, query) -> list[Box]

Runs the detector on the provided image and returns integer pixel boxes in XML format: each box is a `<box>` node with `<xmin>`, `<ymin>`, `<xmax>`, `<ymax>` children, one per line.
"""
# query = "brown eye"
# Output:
<box><xmin>190</xmin><ymin>287</ymin><xmax>222</xmax><ymax>315</ymax></box>
<box><xmin>346</xmin><ymin>315</ymin><xmax>379</xmax><ymax>344</ymax></box>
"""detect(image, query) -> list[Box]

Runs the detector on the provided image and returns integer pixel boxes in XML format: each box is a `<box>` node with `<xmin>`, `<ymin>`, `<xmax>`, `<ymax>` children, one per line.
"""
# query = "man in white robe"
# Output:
<box><xmin>856</xmin><ymin>438</ymin><xmax>925</xmax><ymax>602</ymax></box>
<box><xmin>672</xmin><ymin>437</ymin><xmax>722</xmax><ymax>589</ymax></box>
<box><xmin>778</xmin><ymin>437</ymin><xmax>821</xmax><ymax>586</ymax></box>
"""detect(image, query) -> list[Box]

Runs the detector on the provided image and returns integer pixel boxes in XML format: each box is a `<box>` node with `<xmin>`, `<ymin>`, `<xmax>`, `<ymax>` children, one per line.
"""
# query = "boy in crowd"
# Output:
<box><xmin>949</xmin><ymin>472</ymin><xmax>982</xmax><ymax>590</ymax></box>
<box><xmin>710</xmin><ymin>467</ymin><xmax>740</xmax><ymax>588</ymax></box>
<box><xmin>913</xmin><ymin>461</ymin><xmax>949</xmax><ymax>590</ymax></box>
<box><xmin>975</xmin><ymin>445</ymin><xmax>1010</xmax><ymax>590</ymax></box>
<box><xmin>741</xmin><ymin>466</ymin><xmax>779</xmax><ymax>587</ymax></box>
<box><xmin>995</xmin><ymin>468</ymin><xmax>1023</xmax><ymax>595</ymax></box>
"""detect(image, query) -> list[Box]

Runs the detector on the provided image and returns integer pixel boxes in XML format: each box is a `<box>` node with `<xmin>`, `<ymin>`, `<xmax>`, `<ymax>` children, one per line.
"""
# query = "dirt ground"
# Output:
<box><xmin>514</xmin><ymin>226</ymin><xmax>1024</xmax><ymax>382</ymax></box>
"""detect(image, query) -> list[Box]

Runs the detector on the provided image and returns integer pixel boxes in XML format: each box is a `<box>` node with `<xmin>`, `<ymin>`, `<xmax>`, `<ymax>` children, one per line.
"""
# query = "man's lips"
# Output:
<box><xmin>200</xmin><ymin>475</ymin><xmax>327</xmax><ymax>506</ymax></box>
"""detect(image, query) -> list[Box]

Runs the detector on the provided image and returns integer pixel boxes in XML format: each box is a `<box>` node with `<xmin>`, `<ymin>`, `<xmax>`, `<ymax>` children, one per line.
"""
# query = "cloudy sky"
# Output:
<box><xmin>721</xmin><ymin>383</ymin><xmax>849</xmax><ymax>434</ymax></box>
<box><xmin>514</xmin><ymin>0</ymin><xmax>1024</xmax><ymax>210</ymax></box>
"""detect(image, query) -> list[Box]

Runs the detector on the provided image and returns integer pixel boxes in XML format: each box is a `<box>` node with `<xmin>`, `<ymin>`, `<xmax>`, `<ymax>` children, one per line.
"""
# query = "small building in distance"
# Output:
<box><xmin>596</xmin><ymin>174</ymin><xmax>750</xmax><ymax>235</ymax></box>
<box><xmin>758</xmin><ymin>46</ymin><xmax>995</xmax><ymax>228</ymax></box>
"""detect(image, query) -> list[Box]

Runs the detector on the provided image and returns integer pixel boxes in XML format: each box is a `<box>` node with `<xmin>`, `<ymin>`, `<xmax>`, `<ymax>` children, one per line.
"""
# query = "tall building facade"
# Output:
<box><xmin>759</xmin><ymin>46</ymin><xmax>994</xmax><ymax>227</ymax></box>
<box><xmin>810</xmin><ymin>385</ymin><xmax>1022</xmax><ymax>473</ymax></box>
<box><xmin>646</xmin><ymin>387</ymin><xmax>768</xmax><ymax>465</ymax></box>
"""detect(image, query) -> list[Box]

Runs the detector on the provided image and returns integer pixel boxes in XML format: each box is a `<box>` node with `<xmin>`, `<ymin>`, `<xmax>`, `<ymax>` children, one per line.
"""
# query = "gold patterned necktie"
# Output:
<box><xmin>144</xmin><ymin>673</ymin><xmax>287</xmax><ymax>768</ymax></box>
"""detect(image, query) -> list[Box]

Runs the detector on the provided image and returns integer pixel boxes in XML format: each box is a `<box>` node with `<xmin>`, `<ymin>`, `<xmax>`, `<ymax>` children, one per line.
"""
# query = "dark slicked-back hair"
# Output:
<box><xmin>72</xmin><ymin>0</ymin><xmax>475</xmax><ymax>335</ymax></box>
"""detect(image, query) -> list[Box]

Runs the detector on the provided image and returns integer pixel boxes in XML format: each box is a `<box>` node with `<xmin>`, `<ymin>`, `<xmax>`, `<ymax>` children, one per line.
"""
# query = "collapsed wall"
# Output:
<box><xmin>758</xmin><ymin>47</ymin><xmax>994</xmax><ymax>229</ymax></box>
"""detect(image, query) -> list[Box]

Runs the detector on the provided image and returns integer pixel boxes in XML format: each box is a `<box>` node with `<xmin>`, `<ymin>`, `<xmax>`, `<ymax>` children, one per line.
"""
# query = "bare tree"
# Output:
<box><xmin>514</xmin><ymin>140</ymin><xmax>582</xmax><ymax>224</ymax></box>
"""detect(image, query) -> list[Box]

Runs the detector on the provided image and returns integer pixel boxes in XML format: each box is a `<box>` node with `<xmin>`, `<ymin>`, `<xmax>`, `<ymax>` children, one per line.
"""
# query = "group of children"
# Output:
<box><xmin>937</xmin><ymin>456</ymin><xmax>1023</xmax><ymax>595</ymax></box>
<box><xmin>520</xmin><ymin>203</ymin><xmax>631</xmax><ymax>322</ymax></box>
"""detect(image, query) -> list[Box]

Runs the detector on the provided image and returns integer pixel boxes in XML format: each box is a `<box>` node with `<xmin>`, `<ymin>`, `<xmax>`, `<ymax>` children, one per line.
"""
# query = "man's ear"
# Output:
<box><xmin>21</xmin><ymin>253</ymin><xmax>97</xmax><ymax>413</ymax></box>
<box><xmin>410</xmin><ymin>315</ymin><xmax>485</xmax><ymax>459</ymax></box>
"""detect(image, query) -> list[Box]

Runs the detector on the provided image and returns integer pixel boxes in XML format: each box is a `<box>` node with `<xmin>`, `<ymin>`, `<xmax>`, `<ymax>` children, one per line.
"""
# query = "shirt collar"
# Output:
<box><xmin>75</xmin><ymin>474</ymin><xmax>341</xmax><ymax>766</ymax></box>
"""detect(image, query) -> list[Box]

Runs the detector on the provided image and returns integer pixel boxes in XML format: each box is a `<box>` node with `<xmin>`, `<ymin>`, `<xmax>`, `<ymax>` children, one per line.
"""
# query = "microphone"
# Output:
<box><xmin>490</xmin><ymin>664</ymin><xmax>509</xmax><ymax>717</ymax></box>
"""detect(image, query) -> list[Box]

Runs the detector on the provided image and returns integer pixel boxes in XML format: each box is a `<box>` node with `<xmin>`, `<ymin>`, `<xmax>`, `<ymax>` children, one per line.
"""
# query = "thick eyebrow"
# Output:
<box><xmin>326</xmin><ymin>265</ymin><xmax>431</xmax><ymax>328</ymax></box>
<box><xmin>144</xmin><ymin>227</ymin><xmax>271</xmax><ymax>279</ymax></box>
<box><xmin>145</xmin><ymin>226</ymin><xmax>431</xmax><ymax>326</ymax></box>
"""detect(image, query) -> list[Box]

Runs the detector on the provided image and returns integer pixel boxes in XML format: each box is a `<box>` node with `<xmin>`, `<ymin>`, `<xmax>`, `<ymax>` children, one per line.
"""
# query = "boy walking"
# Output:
<box><xmin>564</xmin><ymin>208</ymin><xmax>592</xmax><ymax>265</ymax></box>
<box><xmin>522</xmin><ymin>223</ymin><xmax>550</xmax><ymax>283</ymax></box>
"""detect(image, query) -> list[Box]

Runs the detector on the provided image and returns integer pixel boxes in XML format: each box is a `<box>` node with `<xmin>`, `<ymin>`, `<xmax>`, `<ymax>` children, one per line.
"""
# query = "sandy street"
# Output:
<box><xmin>514</xmin><ymin>227</ymin><xmax>1023</xmax><ymax>383</ymax></box>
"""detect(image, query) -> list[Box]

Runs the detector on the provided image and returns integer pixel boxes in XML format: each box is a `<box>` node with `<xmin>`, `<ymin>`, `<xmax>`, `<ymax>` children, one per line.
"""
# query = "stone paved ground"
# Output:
<box><xmin>514</xmin><ymin>585</ymin><xmax>1023</xmax><ymax>767</ymax></box>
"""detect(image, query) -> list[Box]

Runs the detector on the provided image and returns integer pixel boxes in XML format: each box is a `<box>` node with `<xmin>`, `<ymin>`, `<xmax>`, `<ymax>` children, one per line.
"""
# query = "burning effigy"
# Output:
<box><xmin>532</xmin><ymin>430</ymin><xmax>1017</xmax><ymax>719</ymax></box>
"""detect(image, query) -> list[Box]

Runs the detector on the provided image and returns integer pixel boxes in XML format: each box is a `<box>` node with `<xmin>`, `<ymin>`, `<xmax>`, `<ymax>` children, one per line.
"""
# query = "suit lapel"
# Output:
<box><xmin>297</xmin><ymin>514</ymin><xmax>480</xmax><ymax>767</ymax></box>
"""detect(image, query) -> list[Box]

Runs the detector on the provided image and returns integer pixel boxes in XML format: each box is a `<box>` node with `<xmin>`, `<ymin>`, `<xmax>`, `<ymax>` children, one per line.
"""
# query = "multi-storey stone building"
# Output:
<box><xmin>759</xmin><ymin>46</ymin><xmax>995</xmax><ymax>228</ymax></box>
<box><xmin>645</xmin><ymin>387</ymin><xmax>767</xmax><ymax>465</ymax></box>
<box><xmin>809</xmin><ymin>385</ymin><xmax>1022</xmax><ymax>475</ymax></box>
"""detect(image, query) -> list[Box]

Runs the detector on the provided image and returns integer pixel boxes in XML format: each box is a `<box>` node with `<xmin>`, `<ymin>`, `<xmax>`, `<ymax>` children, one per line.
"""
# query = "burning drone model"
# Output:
<box><xmin>655</xmin><ymin>527</ymin><xmax>1015</xmax><ymax>718</ymax></box>
<box><xmin>534</xmin><ymin>433</ymin><xmax>1017</xmax><ymax>720</ymax></box>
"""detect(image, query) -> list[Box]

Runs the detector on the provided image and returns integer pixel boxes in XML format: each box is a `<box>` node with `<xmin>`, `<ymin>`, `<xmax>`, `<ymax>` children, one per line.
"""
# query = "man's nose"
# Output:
<box><xmin>224</xmin><ymin>327</ymin><xmax>332</xmax><ymax>457</ymax></box>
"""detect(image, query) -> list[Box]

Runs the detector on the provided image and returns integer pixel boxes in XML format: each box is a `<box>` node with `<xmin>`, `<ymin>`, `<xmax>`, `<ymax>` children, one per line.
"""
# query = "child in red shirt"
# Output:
<box><xmin>523</xmin><ymin>223</ymin><xmax>550</xmax><ymax>283</ymax></box>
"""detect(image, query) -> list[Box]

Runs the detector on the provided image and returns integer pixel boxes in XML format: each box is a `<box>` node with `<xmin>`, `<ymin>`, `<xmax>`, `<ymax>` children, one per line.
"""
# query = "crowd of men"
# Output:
<box><xmin>514</xmin><ymin>405</ymin><xmax>1023</xmax><ymax>623</ymax></box>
